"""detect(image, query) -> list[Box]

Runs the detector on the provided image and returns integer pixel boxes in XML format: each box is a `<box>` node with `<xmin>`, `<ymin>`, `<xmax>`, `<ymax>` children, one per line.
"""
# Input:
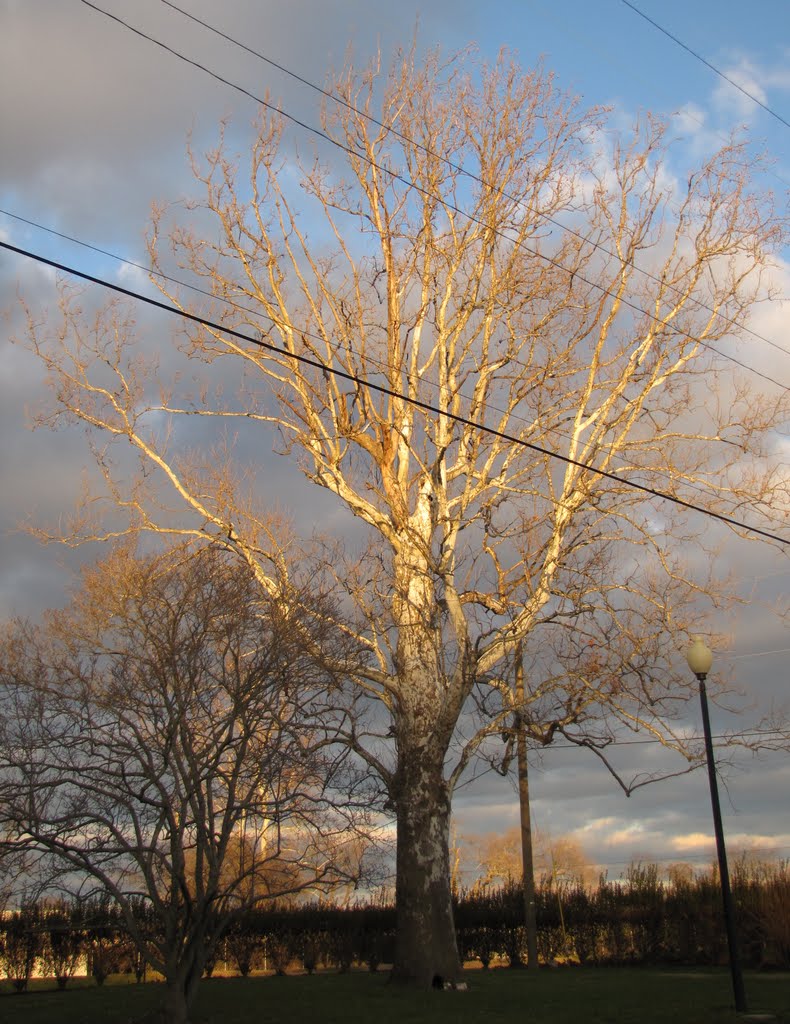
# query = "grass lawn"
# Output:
<box><xmin>1</xmin><ymin>968</ymin><xmax>788</xmax><ymax>1024</ymax></box>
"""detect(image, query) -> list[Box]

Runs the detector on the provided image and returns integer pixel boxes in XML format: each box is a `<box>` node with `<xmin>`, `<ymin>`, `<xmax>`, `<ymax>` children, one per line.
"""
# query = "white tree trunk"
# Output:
<box><xmin>391</xmin><ymin>735</ymin><xmax>460</xmax><ymax>986</ymax></box>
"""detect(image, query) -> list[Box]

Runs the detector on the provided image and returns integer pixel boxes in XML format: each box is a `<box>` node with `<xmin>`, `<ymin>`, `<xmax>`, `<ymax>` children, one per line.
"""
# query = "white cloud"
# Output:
<box><xmin>116</xmin><ymin>261</ymin><xmax>150</xmax><ymax>291</ymax></box>
<box><xmin>670</xmin><ymin>832</ymin><xmax>714</xmax><ymax>852</ymax></box>
<box><xmin>673</xmin><ymin>102</ymin><xmax>708</xmax><ymax>136</ymax></box>
<box><xmin>713</xmin><ymin>62</ymin><xmax>768</xmax><ymax>120</ymax></box>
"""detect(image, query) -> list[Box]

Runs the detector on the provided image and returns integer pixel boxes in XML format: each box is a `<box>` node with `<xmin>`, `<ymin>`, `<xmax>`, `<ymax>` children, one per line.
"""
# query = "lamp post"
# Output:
<box><xmin>686</xmin><ymin>637</ymin><xmax>747</xmax><ymax>1014</ymax></box>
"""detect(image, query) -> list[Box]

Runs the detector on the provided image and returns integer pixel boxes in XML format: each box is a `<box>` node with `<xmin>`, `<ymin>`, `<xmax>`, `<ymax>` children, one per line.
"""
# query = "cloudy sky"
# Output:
<box><xmin>1</xmin><ymin>0</ymin><xmax>789</xmax><ymax>879</ymax></box>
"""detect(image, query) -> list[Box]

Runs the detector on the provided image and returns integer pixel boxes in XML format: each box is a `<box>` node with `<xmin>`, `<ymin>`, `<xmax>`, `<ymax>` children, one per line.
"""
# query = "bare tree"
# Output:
<box><xmin>0</xmin><ymin>544</ymin><xmax>367</xmax><ymax>1023</ymax></box>
<box><xmin>22</xmin><ymin>46</ymin><xmax>789</xmax><ymax>986</ymax></box>
<box><xmin>464</xmin><ymin>827</ymin><xmax>594</xmax><ymax>891</ymax></box>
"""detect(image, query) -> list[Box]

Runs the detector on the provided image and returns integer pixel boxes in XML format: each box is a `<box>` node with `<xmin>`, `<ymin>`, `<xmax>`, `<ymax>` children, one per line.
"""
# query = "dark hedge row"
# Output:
<box><xmin>2</xmin><ymin>864</ymin><xmax>788</xmax><ymax>989</ymax></box>
<box><xmin>455</xmin><ymin>863</ymin><xmax>790</xmax><ymax>970</ymax></box>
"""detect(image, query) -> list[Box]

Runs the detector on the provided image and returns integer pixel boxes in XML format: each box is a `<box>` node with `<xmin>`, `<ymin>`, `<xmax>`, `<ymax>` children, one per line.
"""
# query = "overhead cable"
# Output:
<box><xmin>158</xmin><ymin>0</ymin><xmax>790</xmax><ymax>364</ymax></box>
<box><xmin>75</xmin><ymin>0</ymin><xmax>790</xmax><ymax>392</ymax></box>
<box><xmin>3</xmin><ymin>239</ymin><xmax>788</xmax><ymax>547</ymax></box>
<box><xmin>3</xmin><ymin>205</ymin><xmax>769</xmax><ymax>515</ymax></box>
<box><xmin>620</xmin><ymin>0</ymin><xmax>790</xmax><ymax>131</ymax></box>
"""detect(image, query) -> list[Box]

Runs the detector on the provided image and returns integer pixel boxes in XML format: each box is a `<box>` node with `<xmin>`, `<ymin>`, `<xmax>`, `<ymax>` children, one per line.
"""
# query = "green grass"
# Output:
<box><xmin>1</xmin><ymin>968</ymin><xmax>788</xmax><ymax>1024</ymax></box>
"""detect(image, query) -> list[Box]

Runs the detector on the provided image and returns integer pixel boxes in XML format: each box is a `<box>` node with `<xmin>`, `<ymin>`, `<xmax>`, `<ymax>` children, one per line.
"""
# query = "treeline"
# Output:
<box><xmin>457</xmin><ymin>861</ymin><xmax>790</xmax><ymax>970</ymax></box>
<box><xmin>3</xmin><ymin>862</ymin><xmax>788</xmax><ymax>990</ymax></box>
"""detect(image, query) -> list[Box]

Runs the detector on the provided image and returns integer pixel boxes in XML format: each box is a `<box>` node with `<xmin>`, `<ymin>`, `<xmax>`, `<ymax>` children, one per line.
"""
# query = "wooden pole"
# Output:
<box><xmin>516</xmin><ymin>653</ymin><xmax>539</xmax><ymax>971</ymax></box>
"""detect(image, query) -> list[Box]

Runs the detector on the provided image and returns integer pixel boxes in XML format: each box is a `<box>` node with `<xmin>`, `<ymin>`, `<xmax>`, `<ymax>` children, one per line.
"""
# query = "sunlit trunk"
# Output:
<box><xmin>388</xmin><ymin>526</ymin><xmax>464</xmax><ymax>988</ymax></box>
<box><xmin>391</xmin><ymin>736</ymin><xmax>461</xmax><ymax>987</ymax></box>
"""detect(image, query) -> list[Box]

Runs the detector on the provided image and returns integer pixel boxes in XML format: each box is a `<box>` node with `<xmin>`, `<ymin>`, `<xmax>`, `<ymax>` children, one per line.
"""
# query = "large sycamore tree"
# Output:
<box><xmin>24</xmin><ymin>49</ymin><xmax>788</xmax><ymax>985</ymax></box>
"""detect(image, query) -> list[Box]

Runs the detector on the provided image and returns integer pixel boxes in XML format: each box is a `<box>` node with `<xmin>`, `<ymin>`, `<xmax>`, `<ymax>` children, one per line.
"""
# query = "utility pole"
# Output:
<box><xmin>515</xmin><ymin>653</ymin><xmax>539</xmax><ymax>971</ymax></box>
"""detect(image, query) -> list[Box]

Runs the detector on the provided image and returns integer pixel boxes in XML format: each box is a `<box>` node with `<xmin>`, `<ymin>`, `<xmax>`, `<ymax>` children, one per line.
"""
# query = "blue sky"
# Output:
<box><xmin>1</xmin><ymin>0</ymin><xmax>788</xmax><ymax>877</ymax></box>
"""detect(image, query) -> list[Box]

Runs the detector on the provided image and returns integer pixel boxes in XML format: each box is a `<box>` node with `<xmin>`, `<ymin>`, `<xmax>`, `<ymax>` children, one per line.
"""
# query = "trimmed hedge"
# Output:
<box><xmin>3</xmin><ymin>862</ymin><xmax>789</xmax><ymax>985</ymax></box>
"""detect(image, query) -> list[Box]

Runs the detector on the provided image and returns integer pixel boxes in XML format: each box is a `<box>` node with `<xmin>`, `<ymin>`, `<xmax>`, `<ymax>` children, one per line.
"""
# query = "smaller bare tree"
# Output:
<box><xmin>0</xmin><ymin>544</ymin><xmax>368</xmax><ymax>1023</ymax></box>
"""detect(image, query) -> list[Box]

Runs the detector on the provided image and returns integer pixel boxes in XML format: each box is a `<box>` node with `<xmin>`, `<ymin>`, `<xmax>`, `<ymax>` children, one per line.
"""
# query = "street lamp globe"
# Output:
<box><xmin>687</xmin><ymin>637</ymin><xmax>713</xmax><ymax>678</ymax></box>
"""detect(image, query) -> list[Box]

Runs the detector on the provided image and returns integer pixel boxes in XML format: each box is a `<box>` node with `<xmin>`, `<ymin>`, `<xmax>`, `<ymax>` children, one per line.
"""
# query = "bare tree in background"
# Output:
<box><xmin>466</xmin><ymin>827</ymin><xmax>595</xmax><ymax>890</ymax></box>
<box><xmin>0</xmin><ymin>545</ymin><xmax>368</xmax><ymax>1023</ymax></box>
<box><xmin>22</xmin><ymin>46</ymin><xmax>789</xmax><ymax>986</ymax></box>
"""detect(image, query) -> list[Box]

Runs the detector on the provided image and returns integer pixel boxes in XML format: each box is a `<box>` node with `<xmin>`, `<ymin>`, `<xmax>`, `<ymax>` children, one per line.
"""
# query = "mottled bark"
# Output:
<box><xmin>388</xmin><ymin>549</ymin><xmax>465</xmax><ymax>986</ymax></box>
<box><xmin>391</xmin><ymin>740</ymin><xmax>460</xmax><ymax>986</ymax></box>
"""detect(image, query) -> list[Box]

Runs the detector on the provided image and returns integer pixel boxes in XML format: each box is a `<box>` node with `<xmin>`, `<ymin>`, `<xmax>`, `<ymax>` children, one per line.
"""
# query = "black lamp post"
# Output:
<box><xmin>686</xmin><ymin>637</ymin><xmax>747</xmax><ymax>1014</ymax></box>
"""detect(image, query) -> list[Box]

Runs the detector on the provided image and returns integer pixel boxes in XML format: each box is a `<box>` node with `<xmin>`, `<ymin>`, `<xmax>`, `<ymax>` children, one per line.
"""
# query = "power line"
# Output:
<box><xmin>620</xmin><ymin>0</ymin><xmax>790</xmax><ymax>132</ymax></box>
<box><xmin>76</xmin><ymin>0</ymin><xmax>790</xmax><ymax>392</ymax></box>
<box><xmin>522</xmin><ymin>0</ymin><xmax>790</xmax><ymax>197</ymax></box>
<box><xmin>4</xmin><ymin>238</ymin><xmax>788</xmax><ymax>547</ymax></box>
<box><xmin>724</xmin><ymin>647</ymin><xmax>790</xmax><ymax>661</ymax></box>
<box><xmin>173</xmin><ymin>0</ymin><xmax>790</xmax><ymax>366</ymax></box>
<box><xmin>4</xmin><ymin>205</ymin><xmax>769</xmax><ymax>517</ymax></box>
<box><xmin>159</xmin><ymin>0</ymin><xmax>790</xmax><ymax>364</ymax></box>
